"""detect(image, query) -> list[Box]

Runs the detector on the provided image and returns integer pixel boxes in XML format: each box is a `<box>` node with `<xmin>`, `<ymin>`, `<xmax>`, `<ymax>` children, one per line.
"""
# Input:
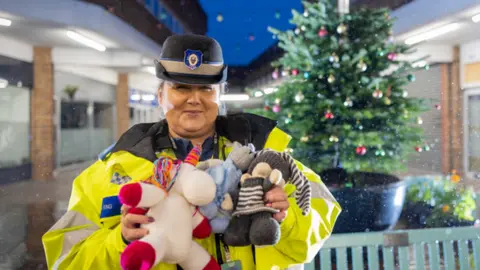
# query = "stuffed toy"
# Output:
<box><xmin>223</xmin><ymin>149</ymin><xmax>312</xmax><ymax>247</ymax></box>
<box><xmin>197</xmin><ymin>142</ymin><xmax>256</xmax><ymax>233</ymax></box>
<box><xmin>118</xmin><ymin>145</ymin><xmax>220</xmax><ymax>270</ymax></box>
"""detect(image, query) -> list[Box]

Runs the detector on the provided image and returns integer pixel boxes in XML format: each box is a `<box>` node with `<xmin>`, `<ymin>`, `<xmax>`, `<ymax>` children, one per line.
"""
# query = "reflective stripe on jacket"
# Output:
<box><xmin>42</xmin><ymin>127</ymin><xmax>341</xmax><ymax>270</ymax></box>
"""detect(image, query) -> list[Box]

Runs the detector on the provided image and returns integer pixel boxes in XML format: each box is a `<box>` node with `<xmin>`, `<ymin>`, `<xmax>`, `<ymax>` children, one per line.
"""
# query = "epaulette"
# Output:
<box><xmin>98</xmin><ymin>143</ymin><xmax>116</xmax><ymax>161</ymax></box>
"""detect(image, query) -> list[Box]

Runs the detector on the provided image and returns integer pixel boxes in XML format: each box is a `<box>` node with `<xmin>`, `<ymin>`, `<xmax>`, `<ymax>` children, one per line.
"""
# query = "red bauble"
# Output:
<box><xmin>291</xmin><ymin>69</ymin><xmax>299</xmax><ymax>76</ymax></box>
<box><xmin>264</xmin><ymin>105</ymin><xmax>271</xmax><ymax>111</ymax></box>
<box><xmin>324</xmin><ymin>111</ymin><xmax>335</xmax><ymax>119</ymax></box>
<box><xmin>435</xmin><ymin>104</ymin><xmax>441</xmax><ymax>110</ymax></box>
<box><xmin>356</xmin><ymin>146</ymin><xmax>367</xmax><ymax>155</ymax></box>
<box><xmin>415</xmin><ymin>146</ymin><xmax>423</xmax><ymax>152</ymax></box>
<box><xmin>318</xmin><ymin>27</ymin><xmax>328</xmax><ymax>37</ymax></box>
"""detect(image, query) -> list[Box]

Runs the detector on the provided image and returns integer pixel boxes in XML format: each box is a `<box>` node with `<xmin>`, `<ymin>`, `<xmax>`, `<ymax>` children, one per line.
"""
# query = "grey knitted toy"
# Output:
<box><xmin>223</xmin><ymin>162</ymin><xmax>284</xmax><ymax>246</ymax></box>
<box><xmin>223</xmin><ymin>149</ymin><xmax>312</xmax><ymax>247</ymax></box>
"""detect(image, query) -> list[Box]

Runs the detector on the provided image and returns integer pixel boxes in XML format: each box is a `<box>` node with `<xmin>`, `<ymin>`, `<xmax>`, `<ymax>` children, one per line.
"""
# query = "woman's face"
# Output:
<box><xmin>158</xmin><ymin>81</ymin><xmax>220</xmax><ymax>138</ymax></box>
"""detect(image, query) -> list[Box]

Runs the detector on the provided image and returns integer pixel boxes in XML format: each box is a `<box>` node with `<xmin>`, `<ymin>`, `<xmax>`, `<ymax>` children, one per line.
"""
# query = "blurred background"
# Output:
<box><xmin>1</xmin><ymin>0</ymin><xmax>480</xmax><ymax>269</ymax></box>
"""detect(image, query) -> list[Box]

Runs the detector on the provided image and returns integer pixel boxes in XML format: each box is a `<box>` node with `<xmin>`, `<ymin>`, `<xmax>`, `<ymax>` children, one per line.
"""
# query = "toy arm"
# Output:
<box><xmin>192</xmin><ymin>207</ymin><xmax>212</xmax><ymax>239</ymax></box>
<box><xmin>119</xmin><ymin>182</ymin><xmax>167</xmax><ymax>208</ymax></box>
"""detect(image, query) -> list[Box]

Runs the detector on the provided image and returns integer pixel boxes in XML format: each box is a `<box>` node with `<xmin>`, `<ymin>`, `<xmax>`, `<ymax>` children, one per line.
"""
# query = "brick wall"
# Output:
<box><xmin>31</xmin><ymin>47</ymin><xmax>54</xmax><ymax>181</ymax></box>
<box><xmin>116</xmin><ymin>73</ymin><xmax>130</xmax><ymax>139</ymax></box>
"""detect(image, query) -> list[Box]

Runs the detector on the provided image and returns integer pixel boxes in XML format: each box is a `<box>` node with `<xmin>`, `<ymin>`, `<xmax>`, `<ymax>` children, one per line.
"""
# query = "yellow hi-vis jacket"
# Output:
<box><xmin>42</xmin><ymin>115</ymin><xmax>341</xmax><ymax>270</ymax></box>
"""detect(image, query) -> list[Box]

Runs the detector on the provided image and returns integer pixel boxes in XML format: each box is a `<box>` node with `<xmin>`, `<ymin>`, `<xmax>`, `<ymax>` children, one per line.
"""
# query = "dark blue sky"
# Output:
<box><xmin>198</xmin><ymin>0</ymin><xmax>303</xmax><ymax>66</ymax></box>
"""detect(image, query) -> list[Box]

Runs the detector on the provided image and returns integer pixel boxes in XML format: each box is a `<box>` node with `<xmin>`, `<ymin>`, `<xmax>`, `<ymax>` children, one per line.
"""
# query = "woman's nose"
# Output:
<box><xmin>186</xmin><ymin>90</ymin><xmax>202</xmax><ymax>104</ymax></box>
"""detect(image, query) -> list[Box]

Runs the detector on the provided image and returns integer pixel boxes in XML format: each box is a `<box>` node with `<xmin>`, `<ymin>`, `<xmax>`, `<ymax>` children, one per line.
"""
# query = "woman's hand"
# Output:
<box><xmin>265</xmin><ymin>185</ymin><xmax>290</xmax><ymax>222</ymax></box>
<box><xmin>120</xmin><ymin>205</ymin><xmax>154</xmax><ymax>243</ymax></box>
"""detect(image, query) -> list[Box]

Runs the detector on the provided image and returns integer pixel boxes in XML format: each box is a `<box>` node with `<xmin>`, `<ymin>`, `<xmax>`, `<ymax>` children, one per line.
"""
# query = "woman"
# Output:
<box><xmin>42</xmin><ymin>34</ymin><xmax>341</xmax><ymax>270</ymax></box>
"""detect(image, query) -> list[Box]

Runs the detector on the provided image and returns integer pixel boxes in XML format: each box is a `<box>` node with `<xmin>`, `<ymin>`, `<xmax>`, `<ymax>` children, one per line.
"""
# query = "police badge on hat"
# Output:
<box><xmin>184</xmin><ymin>49</ymin><xmax>203</xmax><ymax>70</ymax></box>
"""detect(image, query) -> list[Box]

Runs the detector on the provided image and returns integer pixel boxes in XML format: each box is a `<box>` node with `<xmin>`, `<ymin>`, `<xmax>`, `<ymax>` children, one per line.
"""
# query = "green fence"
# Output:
<box><xmin>304</xmin><ymin>226</ymin><xmax>480</xmax><ymax>270</ymax></box>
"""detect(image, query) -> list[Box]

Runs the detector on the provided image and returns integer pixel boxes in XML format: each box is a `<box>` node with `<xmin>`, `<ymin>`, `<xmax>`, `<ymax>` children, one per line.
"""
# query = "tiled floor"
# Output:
<box><xmin>0</xmin><ymin>161</ymin><xmax>93</xmax><ymax>270</ymax></box>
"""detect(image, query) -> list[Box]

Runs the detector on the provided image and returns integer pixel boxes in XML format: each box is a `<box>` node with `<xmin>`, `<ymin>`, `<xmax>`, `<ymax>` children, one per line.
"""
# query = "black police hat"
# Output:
<box><xmin>154</xmin><ymin>34</ymin><xmax>228</xmax><ymax>85</ymax></box>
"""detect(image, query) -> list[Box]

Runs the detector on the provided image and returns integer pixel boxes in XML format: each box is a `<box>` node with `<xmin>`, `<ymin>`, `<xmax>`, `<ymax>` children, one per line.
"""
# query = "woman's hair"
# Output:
<box><xmin>157</xmin><ymin>79</ymin><xmax>228</xmax><ymax>116</ymax></box>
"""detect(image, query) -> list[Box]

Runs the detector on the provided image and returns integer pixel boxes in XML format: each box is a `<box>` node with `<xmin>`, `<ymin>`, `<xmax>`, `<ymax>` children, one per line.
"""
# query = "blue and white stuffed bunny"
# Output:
<box><xmin>197</xmin><ymin>142</ymin><xmax>256</xmax><ymax>233</ymax></box>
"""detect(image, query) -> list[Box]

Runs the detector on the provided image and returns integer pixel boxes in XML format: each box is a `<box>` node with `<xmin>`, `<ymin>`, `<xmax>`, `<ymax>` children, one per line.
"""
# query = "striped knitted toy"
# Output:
<box><xmin>250</xmin><ymin>149</ymin><xmax>312</xmax><ymax>216</ymax></box>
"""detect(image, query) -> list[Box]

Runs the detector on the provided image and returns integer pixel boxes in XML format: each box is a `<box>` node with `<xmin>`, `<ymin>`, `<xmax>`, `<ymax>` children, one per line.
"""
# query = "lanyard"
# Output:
<box><xmin>215</xmin><ymin>234</ymin><xmax>231</xmax><ymax>264</ymax></box>
<box><xmin>169</xmin><ymin>132</ymin><xmax>220</xmax><ymax>159</ymax></box>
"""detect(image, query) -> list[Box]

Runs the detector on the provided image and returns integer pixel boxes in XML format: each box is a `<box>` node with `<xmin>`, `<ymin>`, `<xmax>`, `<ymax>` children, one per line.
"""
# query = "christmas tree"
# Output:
<box><xmin>249</xmin><ymin>0</ymin><xmax>429</xmax><ymax>174</ymax></box>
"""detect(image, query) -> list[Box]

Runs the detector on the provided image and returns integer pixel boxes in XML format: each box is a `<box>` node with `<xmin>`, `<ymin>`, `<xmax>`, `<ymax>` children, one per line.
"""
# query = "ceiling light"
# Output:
<box><xmin>472</xmin><ymin>13</ymin><xmax>480</xmax><ymax>23</ymax></box>
<box><xmin>220</xmin><ymin>94</ymin><xmax>250</xmax><ymax>101</ymax></box>
<box><xmin>412</xmin><ymin>60</ymin><xmax>427</xmax><ymax>68</ymax></box>
<box><xmin>144</xmin><ymin>66</ymin><xmax>156</xmax><ymax>76</ymax></box>
<box><xmin>253</xmin><ymin>91</ymin><xmax>264</xmax><ymax>97</ymax></box>
<box><xmin>141</xmin><ymin>94</ymin><xmax>156</xmax><ymax>101</ymax></box>
<box><xmin>130</xmin><ymin>94</ymin><xmax>141</xmax><ymax>101</ymax></box>
<box><xmin>263</xmin><ymin>88</ymin><xmax>278</xmax><ymax>95</ymax></box>
<box><xmin>404</xmin><ymin>23</ymin><xmax>461</xmax><ymax>45</ymax></box>
<box><xmin>66</xmin><ymin>31</ymin><xmax>106</xmax><ymax>52</ymax></box>
<box><xmin>0</xmin><ymin>18</ymin><xmax>11</xmax><ymax>27</ymax></box>
<box><xmin>0</xmin><ymin>78</ymin><xmax>8</xmax><ymax>88</ymax></box>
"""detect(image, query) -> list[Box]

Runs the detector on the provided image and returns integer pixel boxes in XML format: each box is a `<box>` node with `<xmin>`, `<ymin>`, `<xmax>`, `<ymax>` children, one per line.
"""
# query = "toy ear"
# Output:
<box><xmin>240</xmin><ymin>173</ymin><xmax>251</xmax><ymax>184</ymax></box>
<box><xmin>232</xmin><ymin>141</ymin><xmax>243</xmax><ymax>149</ymax></box>
<box><xmin>251</xmin><ymin>162</ymin><xmax>272</xmax><ymax>178</ymax></box>
<box><xmin>247</xmin><ymin>143</ymin><xmax>256</xmax><ymax>153</ymax></box>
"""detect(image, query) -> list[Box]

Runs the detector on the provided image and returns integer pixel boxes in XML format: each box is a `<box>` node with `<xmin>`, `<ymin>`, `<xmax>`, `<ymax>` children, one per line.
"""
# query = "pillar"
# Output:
<box><xmin>116</xmin><ymin>73</ymin><xmax>130</xmax><ymax>139</ymax></box>
<box><xmin>31</xmin><ymin>47</ymin><xmax>54</xmax><ymax>181</ymax></box>
<box><xmin>450</xmin><ymin>46</ymin><xmax>463</xmax><ymax>175</ymax></box>
<box><xmin>440</xmin><ymin>64</ymin><xmax>451</xmax><ymax>175</ymax></box>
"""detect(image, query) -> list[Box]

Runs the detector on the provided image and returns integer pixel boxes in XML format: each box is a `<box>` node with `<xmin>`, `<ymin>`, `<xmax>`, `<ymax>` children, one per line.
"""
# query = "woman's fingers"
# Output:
<box><xmin>269</xmin><ymin>201</ymin><xmax>290</xmax><ymax>211</ymax></box>
<box><xmin>273</xmin><ymin>211</ymin><xmax>287</xmax><ymax>223</ymax></box>
<box><xmin>123</xmin><ymin>214</ymin><xmax>154</xmax><ymax>229</ymax></box>
<box><xmin>122</xmin><ymin>227</ymin><xmax>149</xmax><ymax>242</ymax></box>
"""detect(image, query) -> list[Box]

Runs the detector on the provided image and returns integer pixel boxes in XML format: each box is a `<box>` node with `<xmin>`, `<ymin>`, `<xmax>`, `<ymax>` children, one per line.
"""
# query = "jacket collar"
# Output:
<box><xmin>110</xmin><ymin>113</ymin><xmax>278</xmax><ymax>162</ymax></box>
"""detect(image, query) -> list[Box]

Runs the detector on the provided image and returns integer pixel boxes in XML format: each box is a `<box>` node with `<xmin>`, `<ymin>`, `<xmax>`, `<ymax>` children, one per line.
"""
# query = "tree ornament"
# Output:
<box><xmin>384</xmin><ymin>97</ymin><xmax>392</xmax><ymax>105</ymax></box>
<box><xmin>344</xmin><ymin>97</ymin><xmax>353</xmax><ymax>107</ymax></box>
<box><xmin>303</xmin><ymin>11</ymin><xmax>309</xmax><ymax>17</ymax></box>
<box><xmin>356</xmin><ymin>145</ymin><xmax>367</xmax><ymax>155</ymax></box>
<box><xmin>324</xmin><ymin>111</ymin><xmax>335</xmax><ymax>119</ymax></box>
<box><xmin>263</xmin><ymin>105</ymin><xmax>270</xmax><ymax>111</ymax></box>
<box><xmin>295</xmin><ymin>92</ymin><xmax>305</xmax><ymax>102</ymax></box>
<box><xmin>402</xmin><ymin>91</ymin><xmax>408</xmax><ymax>98</ymax></box>
<box><xmin>375</xmin><ymin>149</ymin><xmax>386</xmax><ymax>156</ymax></box>
<box><xmin>329</xmin><ymin>135</ymin><xmax>339</xmax><ymax>142</ymax></box>
<box><xmin>373</xmin><ymin>89</ymin><xmax>383</xmax><ymax>99</ymax></box>
<box><xmin>303</xmin><ymin>72</ymin><xmax>310</xmax><ymax>79</ymax></box>
<box><xmin>300</xmin><ymin>136</ymin><xmax>309</xmax><ymax>142</ymax></box>
<box><xmin>327</xmin><ymin>74</ymin><xmax>336</xmax><ymax>83</ymax></box>
<box><xmin>336</xmin><ymin>23</ymin><xmax>347</xmax><ymax>34</ymax></box>
<box><xmin>318</xmin><ymin>26</ymin><xmax>328</xmax><ymax>37</ymax></box>
<box><xmin>377</xmin><ymin>49</ymin><xmax>385</xmax><ymax>57</ymax></box>
<box><xmin>291</xmin><ymin>69</ymin><xmax>299</xmax><ymax>76</ymax></box>
<box><xmin>424</xmin><ymin>64</ymin><xmax>430</xmax><ymax>70</ymax></box>
<box><xmin>295</xmin><ymin>28</ymin><xmax>301</xmax><ymax>35</ymax></box>
<box><xmin>407</xmin><ymin>74</ymin><xmax>416</xmax><ymax>82</ymax></box>
<box><xmin>357</xmin><ymin>60</ymin><xmax>368</xmax><ymax>72</ymax></box>
<box><xmin>424</xmin><ymin>144</ymin><xmax>431</xmax><ymax>151</ymax></box>
<box><xmin>272</xmin><ymin>104</ymin><xmax>281</xmax><ymax>113</ymax></box>
<box><xmin>301</xmin><ymin>25</ymin><xmax>307</xmax><ymax>31</ymax></box>
<box><xmin>355</xmin><ymin>120</ymin><xmax>363</xmax><ymax>130</ymax></box>
<box><xmin>281</xmin><ymin>70</ymin><xmax>289</xmax><ymax>77</ymax></box>
<box><xmin>416</xmin><ymin>117</ymin><xmax>423</xmax><ymax>125</ymax></box>
<box><xmin>435</xmin><ymin>104</ymin><xmax>441</xmax><ymax>110</ymax></box>
<box><xmin>329</xmin><ymin>53</ymin><xmax>339</xmax><ymax>63</ymax></box>
<box><xmin>216</xmin><ymin>13</ymin><xmax>224</xmax><ymax>22</ymax></box>
<box><xmin>272</xmin><ymin>69</ymin><xmax>279</xmax><ymax>79</ymax></box>
<box><xmin>387</xmin><ymin>53</ymin><xmax>397</xmax><ymax>61</ymax></box>
<box><xmin>415</xmin><ymin>146</ymin><xmax>423</xmax><ymax>152</ymax></box>
<box><xmin>274</xmin><ymin>98</ymin><xmax>281</xmax><ymax>104</ymax></box>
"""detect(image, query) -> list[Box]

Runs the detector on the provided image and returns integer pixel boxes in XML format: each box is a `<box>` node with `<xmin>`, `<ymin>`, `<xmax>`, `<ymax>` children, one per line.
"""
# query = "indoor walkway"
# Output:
<box><xmin>0</xmin><ymin>161</ymin><xmax>93</xmax><ymax>270</ymax></box>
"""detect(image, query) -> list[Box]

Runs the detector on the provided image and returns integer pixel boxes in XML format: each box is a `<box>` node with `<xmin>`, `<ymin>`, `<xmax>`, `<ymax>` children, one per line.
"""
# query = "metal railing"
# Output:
<box><xmin>304</xmin><ymin>226</ymin><xmax>480</xmax><ymax>269</ymax></box>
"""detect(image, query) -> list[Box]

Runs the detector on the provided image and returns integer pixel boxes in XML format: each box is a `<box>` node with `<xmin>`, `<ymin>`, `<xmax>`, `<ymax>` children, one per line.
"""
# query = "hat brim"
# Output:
<box><xmin>155</xmin><ymin>60</ymin><xmax>228</xmax><ymax>85</ymax></box>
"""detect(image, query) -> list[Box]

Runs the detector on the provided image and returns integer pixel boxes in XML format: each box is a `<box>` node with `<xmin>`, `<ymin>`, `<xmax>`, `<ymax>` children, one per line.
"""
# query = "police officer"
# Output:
<box><xmin>42</xmin><ymin>34</ymin><xmax>340</xmax><ymax>270</ymax></box>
